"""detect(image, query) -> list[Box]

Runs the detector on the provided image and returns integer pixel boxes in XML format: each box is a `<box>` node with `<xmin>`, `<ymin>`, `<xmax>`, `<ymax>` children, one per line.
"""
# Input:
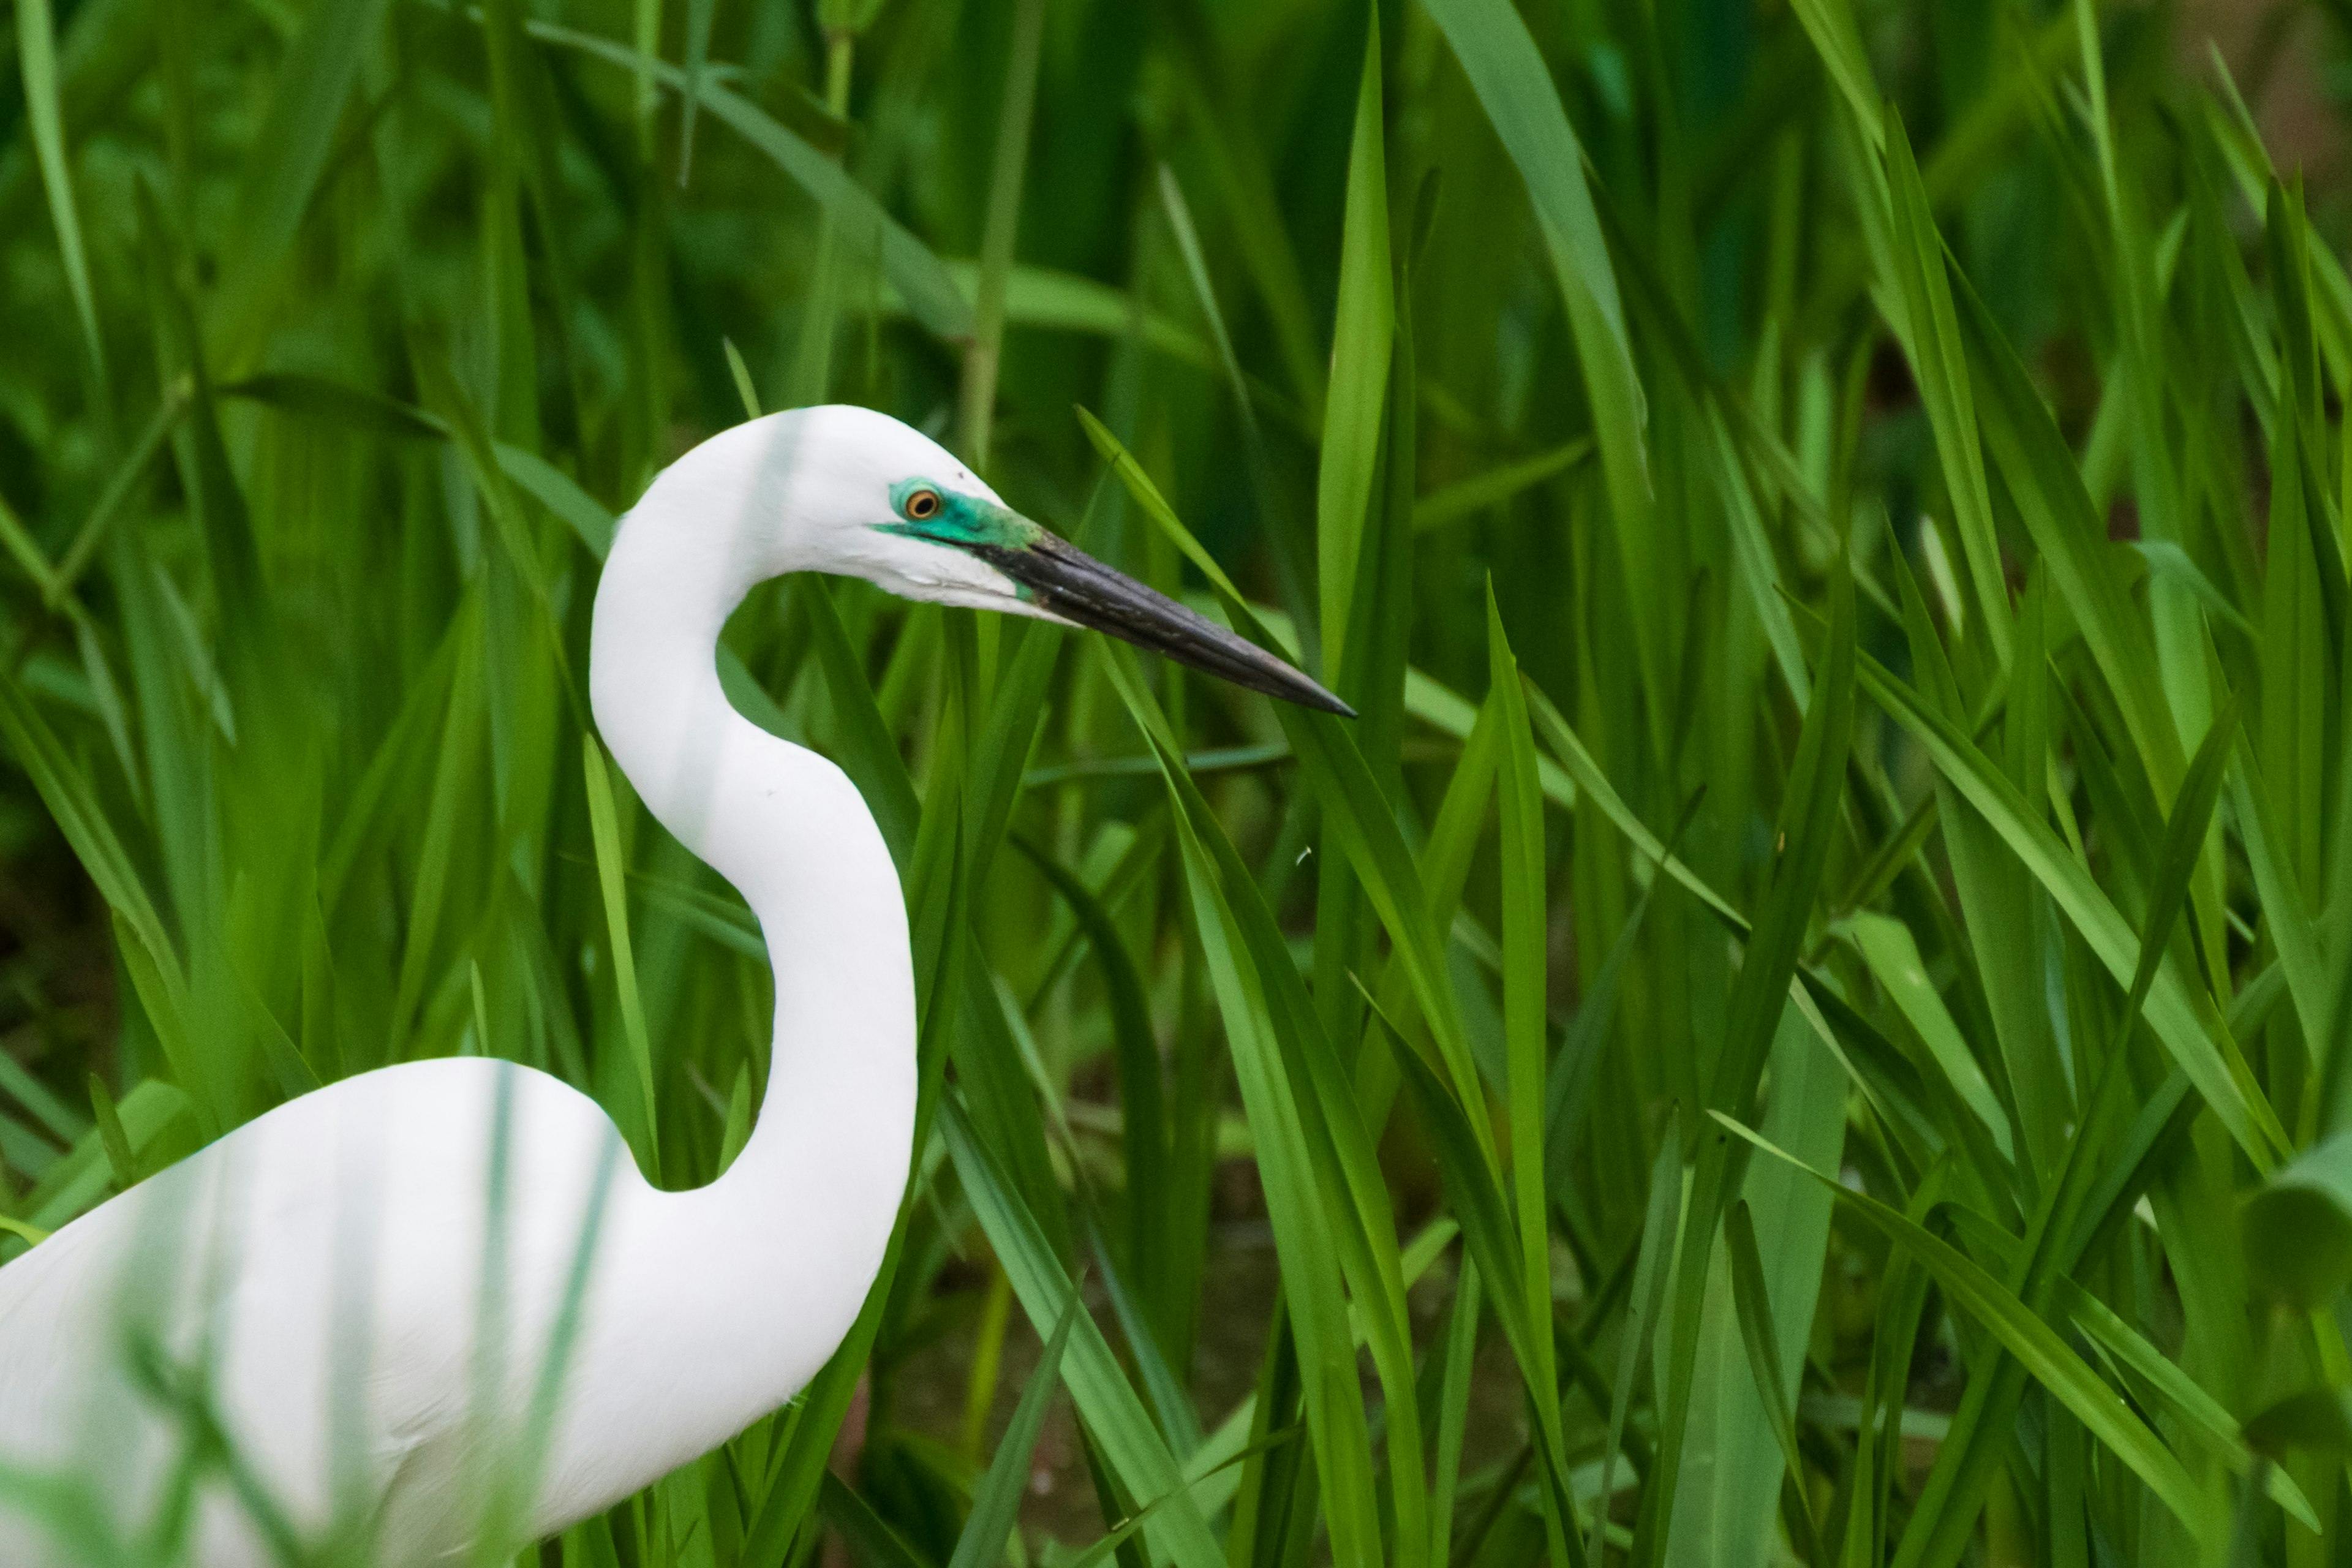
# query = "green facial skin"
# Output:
<box><xmin>878</xmin><ymin>479</ymin><xmax>1041</xmax><ymax>552</ymax></box>
<box><xmin>876</xmin><ymin>480</ymin><xmax>1049</xmax><ymax>601</ymax></box>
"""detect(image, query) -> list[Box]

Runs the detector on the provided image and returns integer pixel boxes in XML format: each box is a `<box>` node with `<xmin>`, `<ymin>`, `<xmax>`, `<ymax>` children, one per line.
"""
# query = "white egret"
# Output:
<box><xmin>0</xmin><ymin>405</ymin><xmax>1346</xmax><ymax>1566</ymax></box>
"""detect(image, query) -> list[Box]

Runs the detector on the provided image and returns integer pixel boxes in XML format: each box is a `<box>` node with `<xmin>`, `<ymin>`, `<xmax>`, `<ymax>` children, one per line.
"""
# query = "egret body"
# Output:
<box><xmin>0</xmin><ymin>406</ymin><xmax>1344</xmax><ymax>1566</ymax></box>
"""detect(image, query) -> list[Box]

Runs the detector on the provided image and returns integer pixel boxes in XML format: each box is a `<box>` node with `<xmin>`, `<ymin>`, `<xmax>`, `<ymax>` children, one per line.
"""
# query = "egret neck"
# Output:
<box><xmin>587</xmin><ymin>471</ymin><xmax>915</xmax><ymax>1440</ymax></box>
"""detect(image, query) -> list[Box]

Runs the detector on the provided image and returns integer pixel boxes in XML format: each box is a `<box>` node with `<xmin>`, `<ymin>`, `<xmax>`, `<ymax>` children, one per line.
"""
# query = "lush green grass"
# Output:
<box><xmin>5</xmin><ymin>0</ymin><xmax>2352</xmax><ymax>1562</ymax></box>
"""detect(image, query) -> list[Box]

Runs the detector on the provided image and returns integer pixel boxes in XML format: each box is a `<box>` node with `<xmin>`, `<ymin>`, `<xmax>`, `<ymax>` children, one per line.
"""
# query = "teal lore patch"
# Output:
<box><xmin>878</xmin><ymin>479</ymin><xmax>1039</xmax><ymax>552</ymax></box>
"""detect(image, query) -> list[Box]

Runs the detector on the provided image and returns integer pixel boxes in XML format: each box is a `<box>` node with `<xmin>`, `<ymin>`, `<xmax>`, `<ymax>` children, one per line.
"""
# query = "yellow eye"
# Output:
<box><xmin>905</xmin><ymin>489</ymin><xmax>942</xmax><ymax>521</ymax></box>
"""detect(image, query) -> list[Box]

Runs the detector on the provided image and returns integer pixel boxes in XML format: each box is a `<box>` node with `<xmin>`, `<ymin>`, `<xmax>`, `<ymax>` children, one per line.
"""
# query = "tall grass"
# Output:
<box><xmin>1</xmin><ymin>0</ymin><xmax>2350</xmax><ymax>1562</ymax></box>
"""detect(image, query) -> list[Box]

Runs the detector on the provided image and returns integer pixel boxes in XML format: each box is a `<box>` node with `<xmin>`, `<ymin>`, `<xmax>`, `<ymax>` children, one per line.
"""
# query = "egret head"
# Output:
<box><xmin>684</xmin><ymin>405</ymin><xmax>1352</xmax><ymax>716</ymax></box>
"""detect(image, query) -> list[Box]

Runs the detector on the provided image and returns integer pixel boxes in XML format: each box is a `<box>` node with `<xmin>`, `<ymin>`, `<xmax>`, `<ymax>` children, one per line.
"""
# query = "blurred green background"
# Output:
<box><xmin>9</xmin><ymin>0</ymin><xmax>2352</xmax><ymax>1563</ymax></box>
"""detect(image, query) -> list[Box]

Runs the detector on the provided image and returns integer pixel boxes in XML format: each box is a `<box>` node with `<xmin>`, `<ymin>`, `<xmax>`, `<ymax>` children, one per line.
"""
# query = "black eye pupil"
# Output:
<box><xmin>911</xmin><ymin>493</ymin><xmax>938</xmax><ymax>518</ymax></box>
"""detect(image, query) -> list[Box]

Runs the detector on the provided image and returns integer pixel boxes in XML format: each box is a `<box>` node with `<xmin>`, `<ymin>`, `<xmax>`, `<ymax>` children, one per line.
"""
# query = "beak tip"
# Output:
<box><xmin>999</xmin><ymin>530</ymin><xmax>1362</xmax><ymax>719</ymax></box>
<box><xmin>1276</xmin><ymin>676</ymin><xmax>1355</xmax><ymax>718</ymax></box>
<box><xmin>1268</xmin><ymin>666</ymin><xmax>1354</xmax><ymax>718</ymax></box>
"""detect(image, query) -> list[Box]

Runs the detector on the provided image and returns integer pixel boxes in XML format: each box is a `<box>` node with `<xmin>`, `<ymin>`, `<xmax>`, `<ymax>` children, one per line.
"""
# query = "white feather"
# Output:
<box><xmin>0</xmin><ymin>407</ymin><xmax>992</xmax><ymax>1564</ymax></box>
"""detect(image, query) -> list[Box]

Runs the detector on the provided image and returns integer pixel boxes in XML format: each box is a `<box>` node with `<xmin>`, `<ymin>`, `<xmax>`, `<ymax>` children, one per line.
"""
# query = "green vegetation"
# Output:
<box><xmin>4</xmin><ymin>0</ymin><xmax>2352</xmax><ymax>1562</ymax></box>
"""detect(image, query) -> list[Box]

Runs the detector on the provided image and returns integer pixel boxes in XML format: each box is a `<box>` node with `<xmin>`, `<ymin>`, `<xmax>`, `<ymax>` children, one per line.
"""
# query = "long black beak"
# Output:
<box><xmin>970</xmin><ymin>532</ymin><xmax>1355</xmax><ymax>717</ymax></box>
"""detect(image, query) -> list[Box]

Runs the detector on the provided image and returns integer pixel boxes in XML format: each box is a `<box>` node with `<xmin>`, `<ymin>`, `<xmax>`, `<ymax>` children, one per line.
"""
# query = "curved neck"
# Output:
<box><xmin>586</xmin><ymin>502</ymin><xmax>916</xmax><ymax>1427</ymax></box>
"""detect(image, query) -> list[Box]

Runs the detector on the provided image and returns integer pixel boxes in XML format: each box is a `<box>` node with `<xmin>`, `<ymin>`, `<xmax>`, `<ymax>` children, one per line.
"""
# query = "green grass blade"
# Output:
<box><xmin>1725</xmin><ymin>1202</ymin><xmax>1822</xmax><ymax>1562</ymax></box>
<box><xmin>0</xmin><ymin>671</ymin><xmax>179</xmax><ymax>989</ymax></box>
<box><xmin>1077</xmin><ymin>410</ymin><xmax>1490</xmax><ymax>1153</ymax></box>
<box><xmin>1786</xmin><ymin>0</ymin><xmax>1883</xmax><ymax>143</ymax></box>
<box><xmin>1943</xmin><ymin>1206</ymin><xmax>2319</xmax><ymax>1530</ymax></box>
<box><xmin>582</xmin><ymin>736</ymin><xmax>661</xmax><ymax>1172</ymax></box>
<box><xmin>1852</xmin><ymin>636</ymin><xmax>2284</xmax><ymax>1166</ymax></box>
<box><xmin>817</xmin><ymin>1474</ymin><xmax>928</xmax><ymax>1568</ymax></box>
<box><xmin>1948</xmin><ymin>264</ymin><xmax>2186</xmax><ymax>799</ymax></box>
<box><xmin>525</xmin><ymin>18</ymin><xmax>974</xmax><ymax>341</ymax></box>
<box><xmin>944</xmin><ymin>1283</ymin><xmax>1080</xmax><ymax>1568</ymax></box>
<box><xmin>797</xmin><ymin>578</ymin><xmax>919</xmax><ymax>873</ymax></box>
<box><xmin>952</xmin><ymin>0</ymin><xmax>1046</xmax><ymax>470</ymax></box>
<box><xmin>1428</xmin><ymin>1254</ymin><xmax>1480</xmax><ymax>1563</ymax></box>
<box><xmin>217</xmin><ymin>0</ymin><xmax>398</xmax><ymax>338</ymax></box>
<box><xmin>1882</xmin><ymin>109</ymin><xmax>2010</xmax><ymax>665</ymax></box>
<box><xmin>1646</xmin><ymin>561</ymin><xmax>1854</xmax><ymax>1564</ymax></box>
<box><xmin>1374</xmin><ymin>997</ymin><xmax>1583</xmax><ymax>1560</ymax></box>
<box><xmin>1420</xmin><ymin>0</ymin><xmax>1656</xmax><ymax>742</ymax></box>
<box><xmin>1519</xmin><ymin>678</ymin><xmax>1747</xmax><ymax>935</ymax></box>
<box><xmin>14</xmin><ymin>0</ymin><xmax>108</xmax><ymax>412</ymax></box>
<box><xmin>941</xmin><ymin>1095</ymin><xmax>1225</xmax><ymax>1568</ymax></box>
<box><xmin>674</xmin><ymin>0</ymin><xmax>715</xmax><ymax>184</ymax></box>
<box><xmin>1589</xmin><ymin>1126</ymin><xmax>1680</xmax><ymax>1564</ymax></box>
<box><xmin>85</xmin><ymin>1073</ymin><xmax>134</xmax><ymax>1191</ymax></box>
<box><xmin>1412</xmin><ymin>440</ymin><xmax>1591</xmax><ymax>533</ymax></box>
<box><xmin>1845</xmin><ymin>913</ymin><xmax>2013</xmax><ymax>1163</ymax></box>
<box><xmin>1099</xmin><ymin>643</ymin><xmax>1426</xmax><ymax>1566</ymax></box>
<box><xmin>1016</xmin><ymin>842</ymin><xmax>1168</xmax><ymax>1343</ymax></box>
<box><xmin>1314</xmin><ymin>10</ymin><xmax>1392</xmax><ymax>682</ymax></box>
<box><xmin>1483</xmin><ymin>587</ymin><xmax>1573</xmax><ymax>1568</ymax></box>
<box><xmin>1162</xmin><ymin>797</ymin><xmax>1384</xmax><ymax>1567</ymax></box>
<box><xmin>1714</xmin><ymin>564</ymin><xmax>1854</xmax><ymax>1117</ymax></box>
<box><xmin>1714</xmin><ymin>1112</ymin><xmax>2225</xmax><ymax>1550</ymax></box>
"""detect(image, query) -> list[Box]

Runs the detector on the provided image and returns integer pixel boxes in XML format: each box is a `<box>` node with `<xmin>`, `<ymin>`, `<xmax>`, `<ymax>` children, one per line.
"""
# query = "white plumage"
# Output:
<box><xmin>0</xmin><ymin>405</ymin><xmax>1341</xmax><ymax>1565</ymax></box>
